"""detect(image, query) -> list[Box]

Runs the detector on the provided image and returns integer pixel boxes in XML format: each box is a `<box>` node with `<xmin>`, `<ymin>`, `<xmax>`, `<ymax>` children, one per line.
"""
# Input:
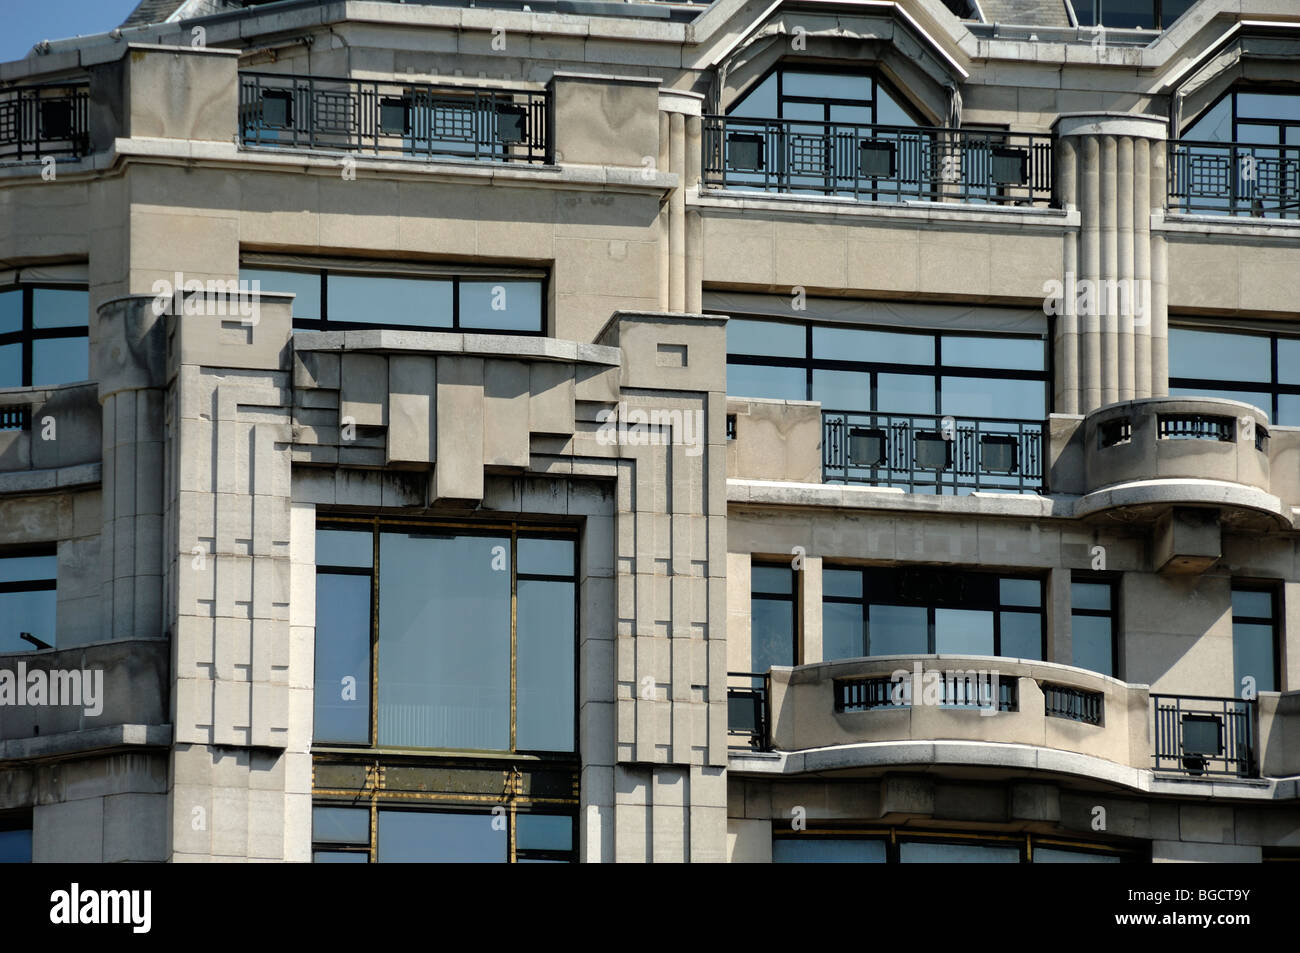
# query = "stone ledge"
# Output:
<box><xmin>695</xmin><ymin>191</ymin><xmax>1079</xmax><ymax>229</ymax></box>
<box><xmin>0</xmin><ymin>462</ymin><xmax>101</xmax><ymax>496</ymax></box>
<box><xmin>0</xmin><ymin>724</ymin><xmax>172</xmax><ymax>763</ymax></box>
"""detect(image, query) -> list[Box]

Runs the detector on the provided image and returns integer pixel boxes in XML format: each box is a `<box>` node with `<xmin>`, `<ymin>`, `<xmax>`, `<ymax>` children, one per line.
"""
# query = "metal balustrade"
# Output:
<box><xmin>0</xmin><ymin>82</ymin><xmax>90</xmax><ymax>161</ymax></box>
<box><xmin>703</xmin><ymin>116</ymin><xmax>1054</xmax><ymax>206</ymax></box>
<box><xmin>835</xmin><ymin>673</ymin><xmax>1017</xmax><ymax>712</ymax></box>
<box><xmin>1156</xmin><ymin>413</ymin><xmax>1234</xmax><ymax>442</ymax></box>
<box><xmin>1043</xmin><ymin>683</ymin><xmax>1104</xmax><ymax>726</ymax></box>
<box><xmin>239</xmin><ymin>72</ymin><xmax>550</xmax><ymax>163</ymax></box>
<box><xmin>1168</xmin><ymin>140</ymin><xmax>1300</xmax><ymax>218</ymax></box>
<box><xmin>0</xmin><ymin>406</ymin><xmax>31</xmax><ymax>431</ymax></box>
<box><xmin>727</xmin><ymin>672</ymin><xmax>770</xmax><ymax>750</ymax></box>
<box><xmin>1151</xmin><ymin>694</ymin><xmax>1256</xmax><ymax>777</ymax></box>
<box><xmin>822</xmin><ymin>411</ymin><xmax>1044</xmax><ymax>493</ymax></box>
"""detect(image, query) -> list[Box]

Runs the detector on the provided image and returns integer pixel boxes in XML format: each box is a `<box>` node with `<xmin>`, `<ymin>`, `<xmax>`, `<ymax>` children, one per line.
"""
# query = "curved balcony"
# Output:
<box><xmin>1076</xmin><ymin>397</ymin><xmax>1288</xmax><ymax>529</ymax></box>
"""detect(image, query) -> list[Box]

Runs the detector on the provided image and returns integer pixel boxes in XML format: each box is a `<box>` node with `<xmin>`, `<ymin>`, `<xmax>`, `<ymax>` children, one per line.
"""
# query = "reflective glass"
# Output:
<box><xmin>516</xmin><ymin>814</ymin><xmax>573</xmax><ymax>851</ymax></box>
<box><xmin>239</xmin><ymin>268</ymin><xmax>320</xmax><ymax>321</ymax></box>
<box><xmin>315</xmin><ymin>528</ymin><xmax>372</xmax><ymax>568</ymax></box>
<box><xmin>751</xmin><ymin>598</ymin><xmax>794</xmax><ymax>673</ymax></box>
<box><xmin>314</xmin><ymin>573</ymin><xmax>371</xmax><ymax>744</ymax></box>
<box><xmin>0</xmin><ymin>290</ymin><xmax>18</xmax><ymax>334</ymax></box>
<box><xmin>1000</xmin><ymin>612</ymin><xmax>1042</xmax><ymax>660</ymax></box>
<box><xmin>378</xmin><ymin>533</ymin><xmax>510</xmax><ymax>749</ymax></box>
<box><xmin>1231</xmin><ymin>589</ymin><xmax>1272</xmax><ymax>619</ymax></box>
<box><xmin>1072</xmin><ymin>582</ymin><xmax>1112</xmax><ymax>612</ymax></box>
<box><xmin>1279</xmin><ymin>395</ymin><xmax>1300</xmax><ymax>426</ymax></box>
<box><xmin>773</xmin><ymin>838</ymin><xmax>887</xmax><ymax>863</ymax></box>
<box><xmin>943</xmin><ymin>335</ymin><xmax>1044</xmax><ymax>371</ymax></box>
<box><xmin>934</xmin><ymin>608</ymin><xmax>994</xmax><ymax>655</ymax></box>
<box><xmin>1169</xmin><ymin>328</ymin><xmax>1271</xmax><ymax>382</ymax></box>
<box><xmin>377</xmin><ymin>810</ymin><xmax>505</xmax><ymax>862</ymax></box>
<box><xmin>314</xmin><ymin>851</ymin><xmax>367</xmax><ymax>863</ymax></box>
<box><xmin>1233</xmin><ymin>622</ymin><xmax>1275</xmax><ymax>693</ymax></box>
<box><xmin>1034</xmin><ymin>847</ymin><xmax>1121</xmax><ymax>863</ymax></box>
<box><xmin>0</xmin><ymin>589</ymin><xmax>56</xmax><ymax>653</ymax></box>
<box><xmin>32</xmin><ymin>337</ymin><xmax>88</xmax><ymax>386</ymax></box>
<box><xmin>0</xmin><ymin>555</ymin><xmax>56</xmax><ymax>582</ymax></box>
<box><xmin>751</xmin><ymin>566</ymin><xmax>792</xmax><ymax>594</ymax></box>
<box><xmin>1236</xmin><ymin>93</ymin><xmax>1300</xmax><ymax>123</ymax></box>
<box><xmin>1278</xmin><ymin>338</ymin><xmax>1300</xmax><ymax>385</ymax></box>
<box><xmin>31</xmin><ymin>289</ymin><xmax>87</xmax><ymax>328</ymax></box>
<box><xmin>940</xmin><ymin>377</ymin><xmax>1045</xmax><ymax>419</ymax></box>
<box><xmin>781</xmin><ymin>72</ymin><xmax>870</xmax><ymax>102</ymax></box>
<box><xmin>729</xmin><ymin>74</ymin><xmax>776</xmax><ymax>119</ymax></box>
<box><xmin>1072</xmin><ymin>615</ymin><xmax>1113</xmax><ymax>677</ymax></box>
<box><xmin>1000</xmin><ymin>578</ymin><xmax>1041</xmax><ymax>607</ymax></box>
<box><xmin>900</xmin><ymin>841</ymin><xmax>1019</xmax><ymax>863</ymax></box>
<box><xmin>517</xmin><ymin>537</ymin><xmax>574</xmax><ymax>576</ymax></box>
<box><xmin>822</xmin><ymin>601</ymin><xmax>864</xmax><ymax>661</ymax></box>
<box><xmin>812</xmin><ymin>369</ymin><xmax>869</xmax><ymax>412</ymax></box>
<box><xmin>726</xmin><ymin>363</ymin><xmax>806</xmax><ymax>400</ymax></box>
<box><xmin>875</xmin><ymin>86</ymin><xmax>914</xmax><ymax>127</ymax></box>
<box><xmin>823</xmin><ymin>569</ymin><xmax>863</xmax><ymax>599</ymax></box>
<box><xmin>458</xmin><ymin>280</ymin><xmax>542</xmax><ymax>332</ymax></box>
<box><xmin>0</xmin><ymin>343</ymin><xmax>17</xmax><ymax>387</ymax></box>
<box><xmin>812</xmin><ymin>326</ymin><xmax>933</xmax><ymax>364</ymax></box>
<box><xmin>327</xmin><ymin>274</ymin><xmax>452</xmax><ymax>328</ymax></box>
<box><xmin>312</xmin><ymin>806</ymin><xmax>370</xmax><ymax>844</ymax></box>
<box><xmin>1237</xmin><ymin>124</ymin><xmax>1280</xmax><ymax>146</ymax></box>
<box><xmin>516</xmin><ymin>579</ymin><xmax>575</xmax><ymax>752</ymax></box>
<box><xmin>876</xmin><ymin>373</ymin><xmax>935</xmax><ymax>414</ymax></box>
<box><xmin>1168</xmin><ymin>387</ymin><xmax>1270</xmax><ymax>417</ymax></box>
<box><xmin>1096</xmin><ymin>0</ymin><xmax>1156</xmax><ymax>29</ymax></box>
<box><xmin>728</xmin><ymin>319</ymin><xmax>805</xmax><ymax>358</ymax></box>
<box><xmin>867</xmin><ymin>604</ymin><xmax>927</xmax><ymax>655</ymax></box>
<box><xmin>0</xmin><ymin>830</ymin><xmax>32</xmax><ymax>863</ymax></box>
<box><xmin>830</xmin><ymin>105</ymin><xmax>873</xmax><ymax>127</ymax></box>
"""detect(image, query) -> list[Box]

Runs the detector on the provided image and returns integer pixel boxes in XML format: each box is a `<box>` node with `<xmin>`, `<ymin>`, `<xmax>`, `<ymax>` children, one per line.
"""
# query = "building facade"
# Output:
<box><xmin>0</xmin><ymin>0</ymin><xmax>1298</xmax><ymax>862</ymax></box>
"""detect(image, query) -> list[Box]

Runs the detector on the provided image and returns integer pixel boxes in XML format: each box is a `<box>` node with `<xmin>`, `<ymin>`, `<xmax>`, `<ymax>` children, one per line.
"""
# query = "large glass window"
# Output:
<box><xmin>773</xmin><ymin>828</ymin><xmax>1136</xmax><ymax>863</ymax></box>
<box><xmin>0</xmin><ymin>813</ymin><xmax>32</xmax><ymax>863</ymax></box>
<box><xmin>240</xmin><ymin>265</ymin><xmax>544</xmax><ymax>334</ymax></box>
<box><xmin>1232</xmin><ymin>586</ymin><xmax>1277</xmax><ymax>695</ymax></box>
<box><xmin>1071</xmin><ymin>576</ymin><xmax>1118</xmax><ymax>677</ymax></box>
<box><xmin>1169</xmin><ymin>325</ymin><xmax>1300</xmax><ymax>425</ymax></box>
<box><xmin>1072</xmin><ymin>0</ymin><xmax>1196</xmax><ymax>29</ymax></box>
<box><xmin>751</xmin><ymin>563</ymin><xmax>797</xmax><ymax>679</ymax></box>
<box><xmin>0</xmin><ymin>551</ymin><xmax>56</xmax><ymax>653</ymax></box>
<box><xmin>821</xmin><ymin>566</ymin><xmax>1043</xmax><ymax>661</ymax></box>
<box><xmin>0</xmin><ymin>286</ymin><xmax>89</xmax><ymax>388</ymax></box>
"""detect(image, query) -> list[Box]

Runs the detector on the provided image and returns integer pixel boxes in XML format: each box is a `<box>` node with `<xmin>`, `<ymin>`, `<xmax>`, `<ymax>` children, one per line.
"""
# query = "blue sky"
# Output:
<box><xmin>2</xmin><ymin>1</ymin><xmax>144</xmax><ymax>63</ymax></box>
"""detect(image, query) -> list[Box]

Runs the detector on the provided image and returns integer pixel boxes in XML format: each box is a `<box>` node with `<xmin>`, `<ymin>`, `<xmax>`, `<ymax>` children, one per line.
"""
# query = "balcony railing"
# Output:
<box><xmin>727</xmin><ymin>671</ymin><xmax>770</xmax><ymax>750</ymax></box>
<box><xmin>1168</xmin><ymin>140</ymin><xmax>1300</xmax><ymax>218</ymax></box>
<box><xmin>238</xmin><ymin>72</ymin><xmax>550</xmax><ymax>164</ymax></box>
<box><xmin>702</xmin><ymin>116</ymin><xmax>1054</xmax><ymax>206</ymax></box>
<box><xmin>835</xmin><ymin>673</ymin><xmax>1017</xmax><ymax>712</ymax></box>
<box><xmin>1151</xmin><ymin>694</ymin><xmax>1256</xmax><ymax>778</ymax></box>
<box><xmin>1043</xmin><ymin>683</ymin><xmax>1103</xmax><ymax>726</ymax></box>
<box><xmin>0</xmin><ymin>82</ymin><xmax>90</xmax><ymax>161</ymax></box>
<box><xmin>822</xmin><ymin>411</ymin><xmax>1045</xmax><ymax>494</ymax></box>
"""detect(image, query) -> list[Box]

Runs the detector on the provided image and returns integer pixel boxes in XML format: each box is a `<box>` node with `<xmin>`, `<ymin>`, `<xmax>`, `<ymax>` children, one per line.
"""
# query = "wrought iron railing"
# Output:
<box><xmin>1043</xmin><ymin>683</ymin><xmax>1103</xmax><ymax>726</ymax></box>
<box><xmin>835</xmin><ymin>672</ymin><xmax>1017</xmax><ymax>712</ymax></box>
<box><xmin>0</xmin><ymin>82</ymin><xmax>90</xmax><ymax>161</ymax></box>
<box><xmin>239</xmin><ymin>72</ymin><xmax>550</xmax><ymax>163</ymax></box>
<box><xmin>822</xmin><ymin>411</ymin><xmax>1045</xmax><ymax>493</ymax></box>
<box><xmin>1157</xmin><ymin>413</ymin><xmax>1234</xmax><ymax>442</ymax></box>
<box><xmin>702</xmin><ymin>116</ymin><xmax>1054</xmax><ymax>206</ymax></box>
<box><xmin>727</xmin><ymin>671</ymin><xmax>770</xmax><ymax>750</ymax></box>
<box><xmin>1168</xmin><ymin>140</ymin><xmax>1300</xmax><ymax>218</ymax></box>
<box><xmin>1151</xmin><ymin>694</ymin><xmax>1256</xmax><ymax>777</ymax></box>
<box><xmin>0</xmin><ymin>405</ymin><xmax>31</xmax><ymax>431</ymax></box>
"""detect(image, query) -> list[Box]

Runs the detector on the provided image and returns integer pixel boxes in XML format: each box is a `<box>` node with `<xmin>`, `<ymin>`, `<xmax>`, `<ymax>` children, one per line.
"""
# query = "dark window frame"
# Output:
<box><xmin>0</xmin><ymin>545</ymin><xmax>57</xmax><ymax>652</ymax></box>
<box><xmin>772</xmin><ymin>824</ymin><xmax>1142</xmax><ymax>863</ymax></box>
<box><xmin>238</xmin><ymin>264</ymin><xmax>549</xmax><ymax>336</ymax></box>
<box><xmin>821</xmin><ymin>565</ymin><xmax>1046</xmax><ymax>661</ymax></box>
<box><xmin>1230</xmin><ymin>581</ymin><xmax>1280</xmax><ymax>694</ymax></box>
<box><xmin>730</xmin><ymin>62</ymin><xmax>926</xmax><ymax>128</ymax></box>
<box><xmin>1182</xmin><ymin>85</ymin><xmax>1300</xmax><ymax>145</ymax></box>
<box><xmin>1072</xmin><ymin>0</ymin><xmax>1195</xmax><ymax>30</ymax></box>
<box><xmin>0</xmin><ymin>284</ymin><xmax>90</xmax><ymax>388</ymax></box>
<box><xmin>751</xmin><ymin>559</ymin><xmax>801</xmax><ymax>676</ymax></box>
<box><xmin>1168</xmin><ymin>323</ymin><xmax>1300</xmax><ymax>427</ymax></box>
<box><xmin>0</xmin><ymin>809</ymin><xmax>33</xmax><ymax>864</ymax></box>
<box><xmin>1070</xmin><ymin>571</ymin><xmax>1121</xmax><ymax>679</ymax></box>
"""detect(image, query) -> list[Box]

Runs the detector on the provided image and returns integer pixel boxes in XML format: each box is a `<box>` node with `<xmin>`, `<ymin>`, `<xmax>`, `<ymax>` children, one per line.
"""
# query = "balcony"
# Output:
<box><xmin>1151</xmin><ymin>694</ymin><xmax>1255</xmax><ymax>778</ymax></box>
<box><xmin>822</xmin><ymin>411</ymin><xmax>1045</xmax><ymax>494</ymax></box>
<box><xmin>702</xmin><ymin>117</ymin><xmax>1054</xmax><ymax>207</ymax></box>
<box><xmin>238</xmin><ymin>72</ymin><xmax>550</xmax><ymax>164</ymax></box>
<box><xmin>0</xmin><ymin>82</ymin><xmax>90</xmax><ymax>162</ymax></box>
<box><xmin>1168</xmin><ymin>139</ymin><xmax>1300</xmax><ymax>219</ymax></box>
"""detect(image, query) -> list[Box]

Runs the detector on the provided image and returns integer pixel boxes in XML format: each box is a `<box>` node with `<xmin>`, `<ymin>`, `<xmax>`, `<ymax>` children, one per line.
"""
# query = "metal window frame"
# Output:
<box><xmin>1168</xmin><ymin>322</ymin><xmax>1300</xmax><ymax>427</ymax></box>
<box><xmin>0</xmin><ymin>546</ymin><xmax>58</xmax><ymax>651</ymax></box>
<box><xmin>1230</xmin><ymin>581</ymin><xmax>1280</xmax><ymax>694</ymax></box>
<box><xmin>750</xmin><ymin>559</ymin><xmax>801</xmax><ymax>674</ymax></box>
<box><xmin>771</xmin><ymin>824</ymin><xmax>1143</xmax><ymax>863</ymax></box>
<box><xmin>1070</xmin><ymin>571</ymin><xmax>1121</xmax><ymax>679</ymax></box>
<box><xmin>0</xmin><ymin>283</ymin><xmax>90</xmax><ymax>389</ymax></box>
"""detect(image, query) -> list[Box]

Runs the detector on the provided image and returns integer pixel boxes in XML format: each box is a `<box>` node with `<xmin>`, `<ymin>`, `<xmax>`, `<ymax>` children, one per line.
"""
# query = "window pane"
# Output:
<box><xmin>934</xmin><ymin>608</ymin><xmax>994</xmax><ymax>655</ymax></box>
<box><xmin>0</xmin><ymin>555</ymin><xmax>56</xmax><ymax>582</ymax></box>
<box><xmin>876</xmin><ymin>373</ymin><xmax>935</xmax><ymax>414</ymax></box>
<box><xmin>517</xmin><ymin>537</ymin><xmax>573</xmax><ymax>576</ymax></box>
<box><xmin>1278</xmin><ymin>394</ymin><xmax>1300</xmax><ymax>427</ymax></box>
<box><xmin>812</xmin><ymin>326</ymin><xmax>933</xmax><ymax>364</ymax></box>
<box><xmin>1185</xmin><ymin>96</ymin><xmax>1231</xmax><ymax>142</ymax></box>
<box><xmin>729</xmin><ymin>73</ymin><xmax>776</xmax><ymax>119</ymax></box>
<box><xmin>32</xmin><ymin>337</ymin><xmax>89</xmax><ymax>386</ymax></box>
<box><xmin>943</xmin><ymin>335</ymin><xmax>1044</xmax><ymax>371</ymax></box>
<box><xmin>829</xmin><ymin>105</ymin><xmax>872</xmax><ymax>126</ymax></box>
<box><xmin>1278</xmin><ymin>339</ymin><xmax>1300</xmax><ymax>385</ymax></box>
<box><xmin>0</xmin><ymin>343</ymin><xmax>18</xmax><ymax>387</ymax></box>
<box><xmin>728</xmin><ymin>319</ymin><xmax>805</xmax><ymax>358</ymax></box>
<box><xmin>378</xmin><ymin>533</ymin><xmax>510</xmax><ymax>750</ymax></box>
<box><xmin>823</xmin><ymin>601</ymin><xmax>864</xmax><ymax>661</ymax></box>
<box><xmin>1169</xmin><ymin>328</ymin><xmax>1271</xmax><ymax>383</ymax></box>
<box><xmin>751</xmin><ymin>566</ymin><xmax>792</xmax><ymax>594</ymax></box>
<box><xmin>782</xmin><ymin>72</ymin><xmax>871</xmax><ymax>102</ymax></box>
<box><xmin>314</xmin><ymin>573</ymin><xmax>371</xmax><ymax>744</ymax></box>
<box><xmin>812</xmin><ymin>369</ymin><xmax>869</xmax><ymax>412</ymax></box>
<box><xmin>727</xmin><ymin>363</ymin><xmax>806</xmax><ymax>401</ymax></box>
<box><xmin>458</xmin><ymin>280</ymin><xmax>542</xmax><ymax>332</ymax></box>
<box><xmin>773</xmin><ymin>838</ymin><xmax>887</xmax><ymax>862</ymax></box>
<box><xmin>31</xmin><ymin>289</ymin><xmax>87</xmax><ymax>329</ymax></box>
<box><xmin>0</xmin><ymin>290</ymin><xmax>19</xmax><ymax>334</ymax></box>
<box><xmin>751</xmin><ymin>598</ymin><xmax>794</xmax><ymax>673</ymax></box>
<box><xmin>377</xmin><ymin>810</ymin><xmax>505</xmax><ymax>862</ymax></box>
<box><xmin>0</xmin><ymin>830</ymin><xmax>32</xmax><ymax>863</ymax></box>
<box><xmin>312</xmin><ymin>806</ymin><xmax>370</xmax><ymax>844</ymax></box>
<box><xmin>0</xmin><ymin>589</ymin><xmax>57</xmax><ymax>653</ymax></box>
<box><xmin>940</xmin><ymin>377</ymin><xmax>1045</xmax><ymax>419</ymax></box>
<box><xmin>239</xmin><ymin>268</ymin><xmax>321</xmax><ymax>321</ymax></box>
<box><xmin>1236</xmin><ymin>124</ymin><xmax>1280</xmax><ymax>146</ymax></box>
<box><xmin>1236</xmin><ymin>93</ymin><xmax>1300</xmax><ymax>123</ymax></box>
<box><xmin>823</xmin><ymin>569</ymin><xmax>862</xmax><ymax>599</ymax></box>
<box><xmin>516</xmin><ymin>579</ymin><xmax>575</xmax><ymax>752</ymax></box>
<box><xmin>1167</xmin><ymin>387</ymin><xmax>1270</xmax><ymax>417</ymax></box>
<box><xmin>867</xmin><ymin>604</ymin><xmax>927</xmax><ymax>656</ymax></box>
<box><xmin>1072</xmin><ymin>582</ymin><xmax>1112</xmax><ymax>612</ymax></box>
<box><xmin>314</xmin><ymin>851</ymin><xmax>367</xmax><ymax>863</ymax></box>
<box><xmin>1232</xmin><ymin>589</ymin><xmax>1273</xmax><ymax>619</ymax></box>
<box><xmin>516</xmin><ymin>814</ymin><xmax>573</xmax><ymax>851</ymax></box>
<box><xmin>1034</xmin><ymin>847</ymin><xmax>1121</xmax><ymax>863</ymax></box>
<box><xmin>875</xmin><ymin>86</ymin><xmax>914</xmax><ymax>127</ymax></box>
<box><xmin>1233</xmin><ymin>622</ymin><xmax>1275</xmax><ymax>693</ymax></box>
<box><xmin>1000</xmin><ymin>578</ymin><xmax>1041</xmax><ymax>607</ymax></box>
<box><xmin>1072</xmin><ymin>615</ymin><xmax>1113</xmax><ymax>676</ymax></box>
<box><xmin>316</xmin><ymin>528</ymin><xmax>372</xmax><ymax>568</ymax></box>
<box><xmin>900</xmin><ymin>841</ymin><xmax>1019</xmax><ymax>863</ymax></box>
<box><xmin>327</xmin><ymin>274</ymin><xmax>453</xmax><ymax>328</ymax></box>
<box><xmin>1000</xmin><ymin>612</ymin><xmax>1042</xmax><ymax>660</ymax></box>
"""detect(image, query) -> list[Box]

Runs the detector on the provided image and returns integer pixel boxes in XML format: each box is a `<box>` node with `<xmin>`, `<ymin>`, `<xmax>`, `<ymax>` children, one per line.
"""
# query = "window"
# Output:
<box><xmin>821</xmin><ymin>566</ymin><xmax>1043</xmax><ymax>661</ymax></box>
<box><xmin>773</xmin><ymin>828</ymin><xmax>1136</xmax><ymax>863</ymax></box>
<box><xmin>0</xmin><ymin>551</ymin><xmax>56</xmax><ymax>652</ymax></box>
<box><xmin>730</xmin><ymin>67</ymin><xmax>917</xmax><ymax>128</ymax></box>
<box><xmin>1071</xmin><ymin>575</ymin><xmax>1118</xmax><ymax>677</ymax></box>
<box><xmin>1184</xmin><ymin>89</ymin><xmax>1300</xmax><ymax>147</ymax></box>
<box><xmin>0</xmin><ymin>813</ymin><xmax>32</xmax><ymax>863</ymax></box>
<box><xmin>0</xmin><ymin>286</ymin><xmax>89</xmax><ymax>388</ymax></box>
<box><xmin>1169</xmin><ymin>325</ymin><xmax>1300</xmax><ymax>425</ymax></box>
<box><xmin>239</xmin><ymin>264</ymin><xmax>545</xmax><ymax>334</ymax></box>
<box><xmin>751</xmin><ymin>563</ymin><xmax>797</xmax><ymax>679</ymax></box>
<box><xmin>1072</xmin><ymin>0</ymin><xmax>1195</xmax><ymax>29</ymax></box>
<box><xmin>313</xmin><ymin>521</ymin><xmax>575</xmax><ymax>752</ymax></box>
<box><xmin>1231</xmin><ymin>586</ymin><xmax>1277</xmax><ymax>695</ymax></box>
<box><xmin>311</xmin><ymin>804</ymin><xmax>575</xmax><ymax>863</ymax></box>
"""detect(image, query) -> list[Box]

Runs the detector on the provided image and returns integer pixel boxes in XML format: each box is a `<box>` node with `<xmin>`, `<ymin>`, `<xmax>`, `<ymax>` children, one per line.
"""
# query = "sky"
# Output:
<box><xmin>1</xmin><ymin>0</ymin><xmax>145</xmax><ymax>63</ymax></box>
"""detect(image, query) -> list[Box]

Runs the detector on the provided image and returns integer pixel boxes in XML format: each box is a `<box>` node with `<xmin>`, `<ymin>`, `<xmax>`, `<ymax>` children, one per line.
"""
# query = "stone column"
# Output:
<box><xmin>1054</xmin><ymin>115</ymin><xmax>1168</xmax><ymax>414</ymax></box>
